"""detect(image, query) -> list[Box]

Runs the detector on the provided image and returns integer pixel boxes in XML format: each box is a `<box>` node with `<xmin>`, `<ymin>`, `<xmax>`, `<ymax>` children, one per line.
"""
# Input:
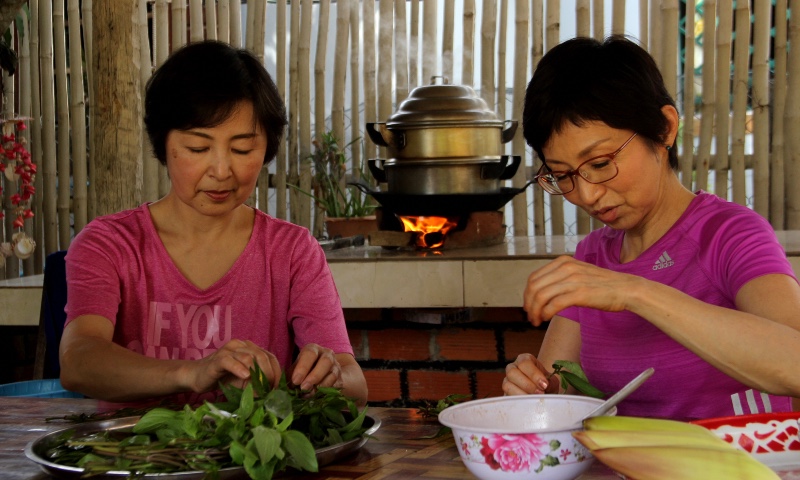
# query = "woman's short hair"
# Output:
<box><xmin>522</xmin><ymin>35</ymin><xmax>679</xmax><ymax>170</ymax></box>
<box><xmin>144</xmin><ymin>40</ymin><xmax>288</xmax><ymax>166</ymax></box>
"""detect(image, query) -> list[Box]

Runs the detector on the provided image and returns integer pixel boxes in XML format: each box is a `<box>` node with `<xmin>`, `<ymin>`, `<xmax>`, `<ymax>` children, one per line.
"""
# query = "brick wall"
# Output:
<box><xmin>344</xmin><ymin>308</ymin><xmax>547</xmax><ymax>407</ymax></box>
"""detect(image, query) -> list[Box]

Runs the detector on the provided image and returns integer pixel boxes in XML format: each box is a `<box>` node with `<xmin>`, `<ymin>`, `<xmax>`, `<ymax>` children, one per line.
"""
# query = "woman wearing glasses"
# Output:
<box><xmin>502</xmin><ymin>35</ymin><xmax>800</xmax><ymax>420</ymax></box>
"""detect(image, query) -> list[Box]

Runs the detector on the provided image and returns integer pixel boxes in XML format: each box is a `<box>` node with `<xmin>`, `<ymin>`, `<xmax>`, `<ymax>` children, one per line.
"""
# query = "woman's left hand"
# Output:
<box><xmin>288</xmin><ymin>343</ymin><xmax>343</xmax><ymax>392</ymax></box>
<box><xmin>524</xmin><ymin>255</ymin><xmax>643</xmax><ymax>326</ymax></box>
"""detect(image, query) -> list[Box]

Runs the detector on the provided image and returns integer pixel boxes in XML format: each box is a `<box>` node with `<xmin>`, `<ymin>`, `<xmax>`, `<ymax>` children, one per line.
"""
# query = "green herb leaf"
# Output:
<box><xmin>281</xmin><ymin>430</ymin><xmax>318</xmax><ymax>472</ymax></box>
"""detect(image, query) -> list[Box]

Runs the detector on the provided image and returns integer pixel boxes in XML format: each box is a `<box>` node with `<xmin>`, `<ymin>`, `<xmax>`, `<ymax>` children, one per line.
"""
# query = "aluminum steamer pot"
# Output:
<box><xmin>368</xmin><ymin>155</ymin><xmax>521</xmax><ymax>195</ymax></box>
<box><xmin>366</xmin><ymin>77</ymin><xmax>517</xmax><ymax>161</ymax></box>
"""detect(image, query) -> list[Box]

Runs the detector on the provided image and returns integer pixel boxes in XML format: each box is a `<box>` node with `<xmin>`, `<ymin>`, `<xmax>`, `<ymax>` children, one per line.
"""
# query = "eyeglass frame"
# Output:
<box><xmin>533</xmin><ymin>132</ymin><xmax>638</xmax><ymax>195</ymax></box>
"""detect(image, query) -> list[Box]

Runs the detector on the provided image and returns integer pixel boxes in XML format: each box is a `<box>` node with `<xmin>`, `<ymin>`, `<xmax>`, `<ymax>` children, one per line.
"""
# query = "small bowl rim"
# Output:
<box><xmin>438</xmin><ymin>394</ymin><xmax>610</xmax><ymax>434</ymax></box>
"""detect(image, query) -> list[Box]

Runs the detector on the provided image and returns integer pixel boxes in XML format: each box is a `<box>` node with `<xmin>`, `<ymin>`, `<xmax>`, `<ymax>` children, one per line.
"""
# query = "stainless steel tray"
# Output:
<box><xmin>25</xmin><ymin>414</ymin><xmax>380</xmax><ymax>479</ymax></box>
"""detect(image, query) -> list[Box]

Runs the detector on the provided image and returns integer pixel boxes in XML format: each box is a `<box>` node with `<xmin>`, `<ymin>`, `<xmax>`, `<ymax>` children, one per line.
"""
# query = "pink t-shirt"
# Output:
<box><xmin>65</xmin><ymin>204</ymin><xmax>353</xmax><ymax>406</ymax></box>
<box><xmin>559</xmin><ymin>192</ymin><xmax>796</xmax><ymax>420</ymax></box>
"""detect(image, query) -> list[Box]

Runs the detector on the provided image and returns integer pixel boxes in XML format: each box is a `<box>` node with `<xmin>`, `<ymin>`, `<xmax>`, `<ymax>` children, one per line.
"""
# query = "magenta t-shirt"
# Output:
<box><xmin>65</xmin><ymin>204</ymin><xmax>353</xmax><ymax>406</ymax></box>
<box><xmin>559</xmin><ymin>192</ymin><xmax>796</xmax><ymax>420</ymax></box>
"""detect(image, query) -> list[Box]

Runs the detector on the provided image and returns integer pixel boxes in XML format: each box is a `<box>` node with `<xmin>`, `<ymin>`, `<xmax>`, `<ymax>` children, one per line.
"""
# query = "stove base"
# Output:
<box><xmin>369</xmin><ymin>209</ymin><xmax>506</xmax><ymax>250</ymax></box>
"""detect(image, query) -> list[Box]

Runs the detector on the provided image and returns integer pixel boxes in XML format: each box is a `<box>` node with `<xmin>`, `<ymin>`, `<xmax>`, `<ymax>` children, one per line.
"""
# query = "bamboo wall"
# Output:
<box><xmin>2</xmin><ymin>0</ymin><xmax>800</xmax><ymax>279</ymax></box>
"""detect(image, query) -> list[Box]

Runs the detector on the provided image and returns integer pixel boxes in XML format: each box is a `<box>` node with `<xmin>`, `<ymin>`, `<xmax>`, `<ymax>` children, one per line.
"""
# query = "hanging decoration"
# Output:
<box><xmin>0</xmin><ymin>116</ymin><xmax>36</xmax><ymax>268</ymax></box>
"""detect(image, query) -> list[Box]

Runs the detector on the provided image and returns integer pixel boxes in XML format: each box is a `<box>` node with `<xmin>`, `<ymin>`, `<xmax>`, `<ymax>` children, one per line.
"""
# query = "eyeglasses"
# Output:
<box><xmin>534</xmin><ymin>132</ymin><xmax>638</xmax><ymax>195</ymax></box>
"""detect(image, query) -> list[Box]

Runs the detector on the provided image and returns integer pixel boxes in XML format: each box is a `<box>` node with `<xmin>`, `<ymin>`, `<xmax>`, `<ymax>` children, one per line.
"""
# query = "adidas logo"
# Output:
<box><xmin>652</xmin><ymin>251</ymin><xmax>674</xmax><ymax>270</ymax></box>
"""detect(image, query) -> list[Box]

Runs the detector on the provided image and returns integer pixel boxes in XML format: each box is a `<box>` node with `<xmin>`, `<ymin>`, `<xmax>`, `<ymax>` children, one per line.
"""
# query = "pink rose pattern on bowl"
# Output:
<box><xmin>457</xmin><ymin>432</ymin><xmax>590</xmax><ymax>474</ymax></box>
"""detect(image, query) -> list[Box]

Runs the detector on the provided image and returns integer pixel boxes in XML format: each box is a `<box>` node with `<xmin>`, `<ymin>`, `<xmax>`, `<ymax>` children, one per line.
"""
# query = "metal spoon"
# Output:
<box><xmin>576</xmin><ymin>367</ymin><xmax>655</xmax><ymax>427</ymax></box>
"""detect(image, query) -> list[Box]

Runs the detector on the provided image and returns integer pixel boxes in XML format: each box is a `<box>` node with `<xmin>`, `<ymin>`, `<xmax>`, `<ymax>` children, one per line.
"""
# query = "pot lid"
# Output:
<box><xmin>386</xmin><ymin>76</ymin><xmax>504</xmax><ymax>126</ymax></box>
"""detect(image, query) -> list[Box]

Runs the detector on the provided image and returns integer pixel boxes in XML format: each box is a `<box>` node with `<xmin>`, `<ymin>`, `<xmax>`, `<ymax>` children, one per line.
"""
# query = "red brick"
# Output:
<box><xmin>363</xmin><ymin>369</ymin><xmax>402</xmax><ymax>402</ymax></box>
<box><xmin>475</xmin><ymin>370</ymin><xmax>506</xmax><ymax>399</ymax></box>
<box><xmin>504</xmin><ymin>329</ymin><xmax>546</xmax><ymax>361</ymax></box>
<box><xmin>369</xmin><ymin>329</ymin><xmax>431</xmax><ymax>361</ymax></box>
<box><xmin>347</xmin><ymin>329</ymin><xmax>366</xmax><ymax>360</ymax></box>
<box><xmin>436</xmin><ymin>328</ymin><xmax>497</xmax><ymax>361</ymax></box>
<box><xmin>407</xmin><ymin>370</ymin><xmax>471</xmax><ymax>402</ymax></box>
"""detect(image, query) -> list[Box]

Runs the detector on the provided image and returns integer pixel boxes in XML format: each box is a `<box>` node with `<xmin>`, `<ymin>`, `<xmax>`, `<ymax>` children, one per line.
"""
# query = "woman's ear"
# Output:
<box><xmin>661</xmin><ymin>105</ymin><xmax>680</xmax><ymax>147</ymax></box>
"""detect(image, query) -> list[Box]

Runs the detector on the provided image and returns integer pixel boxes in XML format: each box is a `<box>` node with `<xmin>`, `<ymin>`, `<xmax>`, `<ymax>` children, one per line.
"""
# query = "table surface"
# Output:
<box><xmin>0</xmin><ymin>396</ymin><xmax>625</xmax><ymax>480</ymax></box>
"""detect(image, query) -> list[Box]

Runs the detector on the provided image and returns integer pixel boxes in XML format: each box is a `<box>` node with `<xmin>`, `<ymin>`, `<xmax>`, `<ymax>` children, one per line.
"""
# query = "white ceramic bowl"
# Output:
<box><xmin>438</xmin><ymin>395</ymin><xmax>615</xmax><ymax>480</ymax></box>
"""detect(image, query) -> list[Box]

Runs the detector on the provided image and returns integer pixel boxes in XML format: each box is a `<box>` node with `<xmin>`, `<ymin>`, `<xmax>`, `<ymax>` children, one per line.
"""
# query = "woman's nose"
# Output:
<box><xmin>208</xmin><ymin>150</ymin><xmax>233</xmax><ymax>178</ymax></box>
<box><xmin>572</xmin><ymin>177</ymin><xmax>604</xmax><ymax>205</ymax></box>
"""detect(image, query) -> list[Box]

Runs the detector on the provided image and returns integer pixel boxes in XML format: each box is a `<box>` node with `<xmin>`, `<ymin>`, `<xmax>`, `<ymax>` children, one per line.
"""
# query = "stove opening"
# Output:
<box><xmin>398</xmin><ymin>215</ymin><xmax>460</xmax><ymax>249</ymax></box>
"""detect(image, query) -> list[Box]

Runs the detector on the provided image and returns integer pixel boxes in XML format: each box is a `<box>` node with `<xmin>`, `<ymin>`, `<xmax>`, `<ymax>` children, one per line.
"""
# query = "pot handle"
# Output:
<box><xmin>501</xmin><ymin>120</ymin><xmax>518</xmax><ymax>143</ymax></box>
<box><xmin>366</xmin><ymin>123</ymin><xmax>389</xmax><ymax>147</ymax></box>
<box><xmin>366</xmin><ymin>123</ymin><xmax>407</xmax><ymax>150</ymax></box>
<box><xmin>481</xmin><ymin>155</ymin><xmax>522</xmax><ymax>180</ymax></box>
<box><xmin>498</xmin><ymin>155</ymin><xmax>522</xmax><ymax>180</ymax></box>
<box><xmin>367</xmin><ymin>159</ymin><xmax>387</xmax><ymax>183</ymax></box>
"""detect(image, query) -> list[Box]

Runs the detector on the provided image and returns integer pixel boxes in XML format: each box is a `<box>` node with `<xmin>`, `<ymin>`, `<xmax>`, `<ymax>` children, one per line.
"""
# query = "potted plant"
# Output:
<box><xmin>294</xmin><ymin>131</ymin><xmax>377</xmax><ymax>239</ymax></box>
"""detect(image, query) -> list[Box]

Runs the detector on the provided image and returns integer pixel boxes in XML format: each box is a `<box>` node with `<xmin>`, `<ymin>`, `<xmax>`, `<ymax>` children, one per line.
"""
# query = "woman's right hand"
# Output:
<box><xmin>502</xmin><ymin>353</ymin><xmax>558</xmax><ymax>395</ymax></box>
<box><xmin>187</xmin><ymin>339</ymin><xmax>281</xmax><ymax>393</ymax></box>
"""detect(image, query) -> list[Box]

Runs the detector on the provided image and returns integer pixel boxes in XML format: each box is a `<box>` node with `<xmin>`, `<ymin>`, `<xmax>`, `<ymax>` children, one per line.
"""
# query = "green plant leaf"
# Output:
<box><xmin>251</xmin><ymin>425</ymin><xmax>281</xmax><ymax>465</ymax></box>
<box><xmin>559</xmin><ymin>371</ymin><xmax>605</xmax><ymax>399</ymax></box>
<box><xmin>281</xmin><ymin>430</ymin><xmax>318</xmax><ymax>472</ymax></box>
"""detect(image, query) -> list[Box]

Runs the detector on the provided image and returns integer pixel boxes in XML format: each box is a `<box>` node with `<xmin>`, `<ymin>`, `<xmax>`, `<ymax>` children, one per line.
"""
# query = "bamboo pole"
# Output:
<box><xmin>532</xmin><ymin>0</ymin><xmax>545</xmax><ymax>236</ymax></box>
<box><xmin>172</xmin><ymin>0</ymin><xmax>187</xmax><ymax>49</ymax></box>
<box><xmin>751</xmin><ymin>0</ymin><xmax>770</xmax><ymax>218</ymax></box>
<box><xmin>332</xmin><ymin>0</ymin><xmax>350</xmax><ymax>144</ymax></box>
<box><xmin>19</xmin><ymin>5</ymin><xmax>35</xmax><ymax>274</ymax></box>
<box><xmin>785</xmin><ymin>0</ymin><xmax>800</xmax><ymax>227</ymax></box>
<box><xmin>205</xmin><ymin>0</ymin><xmax>217</xmax><ymax>41</ymax></box>
<box><xmin>230</xmin><ymin>0</ymin><xmax>242</xmax><ymax>48</ymax></box>
<box><xmin>349</xmin><ymin>3</ymin><xmax>361</xmax><ymax>174</ymax></box>
<box><xmin>2</xmin><ymin>35</ymin><xmax>16</xmax><ymax>278</ymax></box>
<box><xmin>288</xmin><ymin>0</ymin><xmax>300</xmax><ymax>225</ymax></box>
<box><xmin>611</xmin><ymin>0</ymin><xmax>624</xmax><ymax>35</ymax></box>
<box><xmin>442</xmin><ymin>0</ymin><xmax>454</xmax><ymax>82</ymax></box>
<box><xmin>575</xmin><ymin>0</ymin><xmax>591</xmax><ymax>234</ymax></box>
<box><xmin>422</xmin><ymin>0</ymin><xmax>437</xmax><ymax>85</ymax></box>
<box><xmin>462</xmin><ymin>0</ymin><xmax>475</xmax><ymax>86</ymax></box>
<box><xmin>39</xmin><ymin>0</ymin><xmax>57</xmax><ymax>253</ymax></box>
<box><xmin>497</xmin><ymin>0</ymin><xmax>508</xmax><ymax>118</ymax></box>
<box><xmin>254</xmin><ymin>0</ymin><xmax>269</xmax><ymax>213</ymax></box>
<box><xmin>480</xmin><ymin>0</ymin><xmax>495</xmax><ymax>107</ymax></box>
<box><xmin>349</xmin><ymin>3</ymin><xmax>364</xmax><ymax>207</ymax></box>
<box><xmin>771</xmin><ymin>0</ymin><xmax>788</xmax><ymax>227</ymax></box>
<box><xmin>511</xmin><ymin>0</ymin><xmax>529</xmax><ymax>237</ymax></box>
<box><xmin>661</xmin><ymin>0</ymin><xmax>679</xmax><ymax>101</ymax></box>
<box><xmin>378</xmin><ymin>0</ymin><xmax>393</xmax><ymax>154</ymax></box>
<box><xmin>639</xmin><ymin>0</ymin><xmax>648</xmax><ymax>47</ymax></box>
<box><xmin>408</xmin><ymin>0</ymin><xmax>419</xmax><ymax>89</ymax></box>
<box><xmin>330</xmin><ymin>0</ymin><xmax>350</xmax><ymax>228</ymax></box>
<box><xmin>680</xmin><ymin>0</ymin><xmax>696</xmax><ymax>190</ymax></box>
<box><xmin>245</xmin><ymin>0</ymin><xmax>255</xmax><ymax>51</ymax></box>
<box><xmin>82</xmin><ymin>0</ymin><xmax>95</xmax><ymax>221</ymax></box>
<box><xmin>729</xmin><ymin>1</ymin><xmax>750</xmax><ymax>206</ymax></box>
<box><xmin>693</xmin><ymin>0</ymin><xmax>715</xmax><ymax>193</ymax></box>
<box><xmin>314</xmin><ymin>0</ymin><xmax>331</xmax><ymax>139</ymax></box>
<box><xmin>362</xmin><ymin>0</ymin><xmax>377</xmax><ymax>162</ymax></box>
<box><xmin>53</xmin><ymin>0</ymin><xmax>71</xmax><ymax>248</ymax></box>
<box><xmin>69</xmin><ymin>0</ymin><xmax>88</xmax><ymax>233</ymax></box>
<box><xmin>713</xmin><ymin>0</ymin><xmax>733</xmax><ymax>198</ymax></box>
<box><xmin>592</xmin><ymin>0</ymin><xmax>604</xmax><ymax>41</ymax></box>
<box><xmin>546</xmin><ymin>0</ymin><xmax>564</xmax><ymax>235</ymax></box>
<box><xmin>27</xmin><ymin>0</ymin><xmax>44</xmax><ymax>272</ymax></box>
<box><xmin>298</xmin><ymin>0</ymin><xmax>313</xmax><ymax>229</ymax></box>
<box><xmin>189</xmin><ymin>0</ymin><xmax>203</xmax><ymax>41</ymax></box>
<box><xmin>576</xmin><ymin>0</ymin><xmax>590</xmax><ymax>37</ymax></box>
<box><xmin>275</xmin><ymin>0</ymin><xmax>287</xmax><ymax>220</ymax></box>
<box><xmin>156</xmin><ymin>0</ymin><xmax>170</xmax><ymax>197</ymax></box>
<box><xmin>649</xmin><ymin>0</ymin><xmax>662</xmax><ymax>71</ymax></box>
<box><xmin>218</xmin><ymin>0</ymin><xmax>230</xmax><ymax>44</ymax></box>
<box><xmin>139</xmin><ymin>0</ymin><xmax>157</xmax><ymax>203</ymax></box>
<box><xmin>395</xmin><ymin>0</ymin><xmax>408</xmax><ymax>102</ymax></box>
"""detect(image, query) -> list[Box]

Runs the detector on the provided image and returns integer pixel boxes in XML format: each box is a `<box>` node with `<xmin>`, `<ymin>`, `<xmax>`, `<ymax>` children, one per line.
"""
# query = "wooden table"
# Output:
<box><xmin>0</xmin><ymin>396</ymin><xmax>624</xmax><ymax>479</ymax></box>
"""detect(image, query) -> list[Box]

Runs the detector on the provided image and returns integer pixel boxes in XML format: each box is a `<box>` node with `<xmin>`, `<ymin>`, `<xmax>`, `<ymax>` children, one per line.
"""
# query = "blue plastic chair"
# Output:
<box><xmin>0</xmin><ymin>251</ymin><xmax>80</xmax><ymax>398</ymax></box>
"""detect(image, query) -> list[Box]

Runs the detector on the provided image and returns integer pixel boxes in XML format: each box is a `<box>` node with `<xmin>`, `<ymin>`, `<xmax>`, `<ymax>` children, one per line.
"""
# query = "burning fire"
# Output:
<box><xmin>398</xmin><ymin>215</ymin><xmax>459</xmax><ymax>248</ymax></box>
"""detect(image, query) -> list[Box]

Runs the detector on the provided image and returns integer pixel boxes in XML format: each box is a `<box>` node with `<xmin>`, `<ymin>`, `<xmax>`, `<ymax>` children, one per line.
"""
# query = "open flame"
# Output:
<box><xmin>398</xmin><ymin>215</ymin><xmax>459</xmax><ymax>248</ymax></box>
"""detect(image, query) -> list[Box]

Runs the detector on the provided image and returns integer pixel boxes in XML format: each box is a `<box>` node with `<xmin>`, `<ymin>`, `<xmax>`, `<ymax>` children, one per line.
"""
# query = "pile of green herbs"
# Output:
<box><xmin>42</xmin><ymin>368</ymin><xmax>369</xmax><ymax>479</ymax></box>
